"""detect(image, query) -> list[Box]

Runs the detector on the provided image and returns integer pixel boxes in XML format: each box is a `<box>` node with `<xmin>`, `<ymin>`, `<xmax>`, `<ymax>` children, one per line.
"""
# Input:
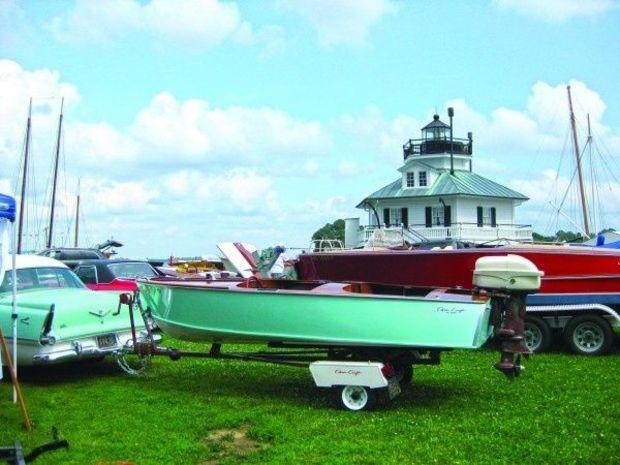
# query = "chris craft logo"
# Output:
<box><xmin>436</xmin><ymin>307</ymin><xmax>466</xmax><ymax>314</ymax></box>
<box><xmin>335</xmin><ymin>369</ymin><xmax>362</xmax><ymax>376</ymax></box>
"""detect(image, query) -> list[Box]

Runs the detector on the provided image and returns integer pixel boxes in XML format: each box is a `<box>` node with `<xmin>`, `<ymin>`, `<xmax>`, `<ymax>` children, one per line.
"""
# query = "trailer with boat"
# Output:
<box><xmin>297</xmin><ymin>243</ymin><xmax>620</xmax><ymax>355</ymax></box>
<box><xmin>116</xmin><ymin>255</ymin><xmax>542</xmax><ymax>411</ymax></box>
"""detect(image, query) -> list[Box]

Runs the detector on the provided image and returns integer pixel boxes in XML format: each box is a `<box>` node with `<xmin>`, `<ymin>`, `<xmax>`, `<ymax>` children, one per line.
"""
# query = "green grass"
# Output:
<box><xmin>1</xmin><ymin>341</ymin><xmax>619</xmax><ymax>465</ymax></box>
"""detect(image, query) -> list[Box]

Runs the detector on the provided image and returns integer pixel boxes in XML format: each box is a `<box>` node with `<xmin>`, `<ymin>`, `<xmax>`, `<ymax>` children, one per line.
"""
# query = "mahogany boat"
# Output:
<box><xmin>296</xmin><ymin>244</ymin><xmax>620</xmax><ymax>296</ymax></box>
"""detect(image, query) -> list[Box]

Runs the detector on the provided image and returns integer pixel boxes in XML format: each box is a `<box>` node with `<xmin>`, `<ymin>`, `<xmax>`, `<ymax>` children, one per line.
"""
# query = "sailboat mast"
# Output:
<box><xmin>566</xmin><ymin>85</ymin><xmax>591</xmax><ymax>237</ymax></box>
<box><xmin>16</xmin><ymin>99</ymin><xmax>32</xmax><ymax>254</ymax></box>
<box><xmin>74</xmin><ymin>180</ymin><xmax>80</xmax><ymax>247</ymax></box>
<box><xmin>47</xmin><ymin>98</ymin><xmax>64</xmax><ymax>249</ymax></box>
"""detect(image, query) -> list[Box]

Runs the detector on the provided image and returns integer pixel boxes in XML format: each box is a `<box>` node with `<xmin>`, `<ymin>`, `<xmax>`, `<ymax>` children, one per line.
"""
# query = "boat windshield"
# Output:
<box><xmin>0</xmin><ymin>267</ymin><xmax>86</xmax><ymax>293</ymax></box>
<box><xmin>108</xmin><ymin>262</ymin><xmax>158</xmax><ymax>279</ymax></box>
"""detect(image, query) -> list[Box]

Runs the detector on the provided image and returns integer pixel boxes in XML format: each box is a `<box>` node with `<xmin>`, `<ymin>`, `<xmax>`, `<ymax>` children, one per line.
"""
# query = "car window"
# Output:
<box><xmin>75</xmin><ymin>266</ymin><xmax>98</xmax><ymax>284</ymax></box>
<box><xmin>108</xmin><ymin>262</ymin><xmax>158</xmax><ymax>279</ymax></box>
<box><xmin>0</xmin><ymin>267</ymin><xmax>86</xmax><ymax>293</ymax></box>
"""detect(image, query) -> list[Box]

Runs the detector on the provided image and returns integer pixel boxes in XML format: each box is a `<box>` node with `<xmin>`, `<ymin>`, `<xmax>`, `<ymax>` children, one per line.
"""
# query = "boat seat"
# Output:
<box><xmin>311</xmin><ymin>283</ymin><xmax>351</xmax><ymax>294</ymax></box>
<box><xmin>425</xmin><ymin>288</ymin><xmax>451</xmax><ymax>299</ymax></box>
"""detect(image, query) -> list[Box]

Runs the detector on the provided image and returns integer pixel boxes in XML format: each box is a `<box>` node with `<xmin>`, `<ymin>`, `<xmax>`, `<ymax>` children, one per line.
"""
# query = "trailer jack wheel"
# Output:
<box><xmin>338</xmin><ymin>385</ymin><xmax>376</xmax><ymax>411</ymax></box>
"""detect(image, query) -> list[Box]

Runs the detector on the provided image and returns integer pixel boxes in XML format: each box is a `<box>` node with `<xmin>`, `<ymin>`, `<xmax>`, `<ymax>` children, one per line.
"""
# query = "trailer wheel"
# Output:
<box><xmin>339</xmin><ymin>385</ymin><xmax>376</xmax><ymax>411</ymax></box>
<box><xmin>524</xmin><ymin>316</ymin><xmax>552</xmax><ymax>353</ymax></box>
<box><xmin>399</xmin><ymin>364</ymin><xmax>413</xmax><ymax>386</ymax></box>
<box><xmin>564</xmin><ymin>314</ymin><xmax>614</xmax><ymax>355</ymax></box>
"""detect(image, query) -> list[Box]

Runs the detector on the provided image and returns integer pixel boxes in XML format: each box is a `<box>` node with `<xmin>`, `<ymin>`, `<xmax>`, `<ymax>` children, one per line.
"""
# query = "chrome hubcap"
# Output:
<box><xmin>573</xmin><ymin>322</ymin><xmax>604</xmax><ymax>353</ymax></box>
<box><xmin>524</xmin><ymin>324</ymin><xmax>542</xmax><ymax>351</ymax></box>
<box><xmin>341</xmin><ymin>386</ymin><xmax>368</xmax><ymax>410</ymax></box>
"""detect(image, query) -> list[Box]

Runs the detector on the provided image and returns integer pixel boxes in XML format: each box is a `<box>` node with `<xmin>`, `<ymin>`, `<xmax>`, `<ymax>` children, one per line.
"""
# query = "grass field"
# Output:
<box><xmin>1</xmin><ymin>341</ymin><xmax>619</xmax><ymax>465</ymax></box>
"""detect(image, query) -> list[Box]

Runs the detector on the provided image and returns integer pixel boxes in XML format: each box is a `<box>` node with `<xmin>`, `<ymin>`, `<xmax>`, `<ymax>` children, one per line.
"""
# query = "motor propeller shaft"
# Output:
<box><xmin>494</xmin><ymin>293</ymin><xmax>531</xmax><ymax>379</ymax></box>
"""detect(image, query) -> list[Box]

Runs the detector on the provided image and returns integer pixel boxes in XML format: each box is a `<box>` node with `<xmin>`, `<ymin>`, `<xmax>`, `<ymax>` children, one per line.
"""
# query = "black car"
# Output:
<box><xmin>73</xmin><ymin>259</ymin><xmax>162</xmax><ymax>291</ymax></box>
<box><xmin>38</xmin><ymin>247</ymin><xmax>106</xmax><ymax>268</ymax></box>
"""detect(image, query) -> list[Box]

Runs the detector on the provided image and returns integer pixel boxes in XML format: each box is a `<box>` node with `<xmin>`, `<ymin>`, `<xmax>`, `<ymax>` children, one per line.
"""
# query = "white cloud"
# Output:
<box><xmin>450</xmin><ymin>79</ymin><xmax>616</xmax><ymax>155</ymax></box>
<box><xmin>79</xmin><ymin>179</ymin><xmax>159</xmax><ymax>215</ymax></box>
<box><xmin>0</xmin><ymin>60</ymin><xmax>79</xmax><ymax>157</ymax></box>
<box><xmin>143</xmin><ymin>0</ymin><xmax>241</xmax><ymax>45</ymax></box>
<box><xmin>128</xmin><ymin>92</ymin><xmax>330</xmax><ymax>168</ymax></box>
<box><xmin>163</xmin><ymin>168</ymin><xmax>280</xmax><ymax>214</ymax></box>
<box><xmin>339</xmin><ymin>105</ymin><xmax>422</xmax><ymax>157</ymax></box>
<box><xmin>492</xmin><ymin>0</ymin><xmax>615</xmax><ymax>22</ymax></box>
<box><xmin>281</xmin><ymin>0</ymin><xmax>398</xmax><ymax>45</ymax></box>
<box><xmin>65</xmin><ymin>121</ymin><xmax>139</xmax><ymax>164</ymax></box>
<box><xmin>48</xmin><ymin>0</ymin><xmax>283</xmax><ymax>53</ymax></box>
<box><xmin>48</xmin><ymin>0</ymin><xmax>142</xmax><ymax>44</ymax></box>
<box><xmin>0</xmin><ymin>60</ymin><xmax>337</xmax><ymax>254</ymax></box>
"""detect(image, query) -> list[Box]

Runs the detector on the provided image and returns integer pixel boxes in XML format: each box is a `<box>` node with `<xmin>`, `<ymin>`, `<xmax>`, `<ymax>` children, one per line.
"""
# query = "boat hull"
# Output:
<box><xmin>297</xmin><ymin>245</ymin><xmax>620</xmax><ymax>295</ymax></box>
<box><xmin>138</xmin><ymin>280</ymin><xmax>494</xmax><ymax>349</ymax></box>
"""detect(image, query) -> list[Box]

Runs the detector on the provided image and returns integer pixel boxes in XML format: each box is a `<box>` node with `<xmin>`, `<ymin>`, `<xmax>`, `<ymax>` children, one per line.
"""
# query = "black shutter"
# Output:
<box><xmin>425</xmin><ymin>207</ymin><xmax>432</xmax><ymax>227</ymax></box>
<box><xmin>491</xmin><ymin>207</ymin><xmax>497</xmax><ymax>227</ymax></box>
<box><xmin>383</xmin><ymin>208</ymin><xmax>390</xmax><ymax>227</ymax></box>
<box><xmin>444</xmin><ymin>205</ymin><xmax>452</xmax><ymax>227</ymax></box>
<box><xmin>477</xmin><ymin>206</ymin><xmax>483</xmax><ymax>227</ymax></box>
<box><xmin>401</xmin><ymin>207</ymin><xmax>408</xmax><ymax>227</ymax></box>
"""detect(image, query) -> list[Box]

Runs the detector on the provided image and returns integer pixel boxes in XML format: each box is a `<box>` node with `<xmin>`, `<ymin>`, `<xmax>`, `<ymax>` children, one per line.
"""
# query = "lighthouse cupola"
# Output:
<box><xmin>403</xmin><ymin>110</ymin><xmax>473</xmax><ymax>165</ymax></box>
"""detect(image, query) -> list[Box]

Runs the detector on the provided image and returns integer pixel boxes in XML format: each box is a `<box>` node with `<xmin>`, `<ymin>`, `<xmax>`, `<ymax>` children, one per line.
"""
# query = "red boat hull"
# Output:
<box><xmin>297</xmin><ymin>245</ymin><xmax>620</xmax><ymax>294</ymax></box>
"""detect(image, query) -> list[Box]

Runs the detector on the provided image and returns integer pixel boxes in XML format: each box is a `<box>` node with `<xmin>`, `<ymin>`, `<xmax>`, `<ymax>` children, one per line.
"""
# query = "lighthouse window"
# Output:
<box><xmin>483</xmin><ymin>208</ymin><xmax>491</xmax><ymax>225</ymax></box>
<box><xmin>406</xmin><ymin>172</ymin><xmax>415</xmax><ymax>187</ymax></box>
<box><xmin>418</xmin><ymin>171</ymin><xmax>427</xmax><ymax>187</ymax></box>
<box><xmin>432</xmin><ymin>206</ymin><xmax>444</xmax><ymax>226</ymax></box>
<box><xmin>389</xmin><ymin>208</ymin><xmax>402</xmax><ymax>226</ymax></box>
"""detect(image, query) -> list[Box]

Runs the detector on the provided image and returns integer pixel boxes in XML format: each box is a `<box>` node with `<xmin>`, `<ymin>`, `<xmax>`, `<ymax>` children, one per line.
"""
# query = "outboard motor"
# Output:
<box><xmin>473</xmin><ymin>255</ymin><xmax>543</xmax><ymax>379</ymax></box>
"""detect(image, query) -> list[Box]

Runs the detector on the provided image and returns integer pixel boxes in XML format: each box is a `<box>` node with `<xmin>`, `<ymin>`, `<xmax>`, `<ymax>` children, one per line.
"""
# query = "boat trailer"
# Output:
<box><xmin>115</xmin><ymin>280</ymin><xmax>535</xmax><ymax>412</ymax></box>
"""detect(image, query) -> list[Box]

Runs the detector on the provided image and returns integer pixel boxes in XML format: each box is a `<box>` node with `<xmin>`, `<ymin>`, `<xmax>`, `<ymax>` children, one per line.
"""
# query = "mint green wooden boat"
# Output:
<box><xmin>138</xmin><ymin>279</ymin><xmax>494</xmax><ymax>349</ymax></box>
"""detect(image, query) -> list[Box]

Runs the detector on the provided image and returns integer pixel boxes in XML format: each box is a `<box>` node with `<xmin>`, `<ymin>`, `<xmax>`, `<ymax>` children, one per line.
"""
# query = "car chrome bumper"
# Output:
<box><xmin>31</xmin><ymin>331</ymin><xmax>162</xmax><ymax>364</ymax></box>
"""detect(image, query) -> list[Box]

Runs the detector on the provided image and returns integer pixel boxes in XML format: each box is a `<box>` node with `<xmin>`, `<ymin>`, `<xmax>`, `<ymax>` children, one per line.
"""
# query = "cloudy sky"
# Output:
<box><xmin>1</xmin><ymin>0</ymin><xmax>619</xmax><ymax>258</ymax></box>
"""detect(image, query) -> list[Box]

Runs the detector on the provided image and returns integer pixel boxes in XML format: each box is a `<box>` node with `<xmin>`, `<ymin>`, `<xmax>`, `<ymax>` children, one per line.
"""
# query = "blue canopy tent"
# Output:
<box><xmin>0</xmin><ymin>194</ymin><xmax>16</xmax><ymax>222</ymax></box>
<box><xmin>0</xmin><ymin>193</ymin><xmax>17</xmax><ymax>401</ymax></box>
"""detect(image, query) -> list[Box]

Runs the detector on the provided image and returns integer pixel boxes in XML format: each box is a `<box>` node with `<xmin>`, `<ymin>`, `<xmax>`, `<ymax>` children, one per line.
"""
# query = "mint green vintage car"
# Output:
<box><xmin>0</xmin><ymin>255</ymin><xmax>145</xmax><ymax>366</ymax></box>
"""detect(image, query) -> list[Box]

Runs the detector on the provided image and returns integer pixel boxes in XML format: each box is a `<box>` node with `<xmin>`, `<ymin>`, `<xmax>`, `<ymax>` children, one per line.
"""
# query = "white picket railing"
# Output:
<box><xmin>357</xmin><ymin>223</ymin><xmax>532</xmax><ymax>247</ymax></box>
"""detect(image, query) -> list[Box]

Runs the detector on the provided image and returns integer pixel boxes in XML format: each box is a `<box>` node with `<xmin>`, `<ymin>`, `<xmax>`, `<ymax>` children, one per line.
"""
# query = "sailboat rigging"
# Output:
<box><xmin>74</xmin><ymin>179</ymin><xmax>80</xmax><ymax>247</ymax></box>
<box><xmin>47</xmin><ymin>98</ymin><xmax>64</xmax><ymax>249</ymax></box>
<box><xmin>16</xmin><ymin>99</ymin><xmax>32</xmax><ymax>254</ymax></box>
<box><xmin>567</xmin><ymin>85</ymin><xmax>591</xmax><ymax>237</ymax></box>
